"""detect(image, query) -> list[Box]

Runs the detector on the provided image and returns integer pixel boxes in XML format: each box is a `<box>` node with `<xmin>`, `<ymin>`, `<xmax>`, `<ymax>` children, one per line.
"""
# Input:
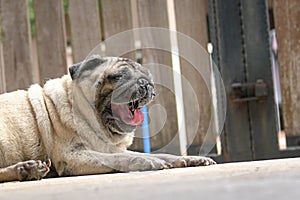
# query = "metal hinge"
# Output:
<box><xmin>231</xmin><ymin>79</ymin><xmax>268</xmax><ymax>102</ymax></box>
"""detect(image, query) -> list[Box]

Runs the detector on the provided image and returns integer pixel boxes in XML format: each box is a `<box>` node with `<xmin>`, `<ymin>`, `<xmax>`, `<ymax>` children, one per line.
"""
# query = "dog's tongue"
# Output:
<box><xmin>129</xmin><ymin>109</ymin><xmax>144</xmax><ymax>125</ymax></box>
<box><xmin>111</xmin><ymin>104</ymin><xmax>144</xmax><ymax>126</ymax></box>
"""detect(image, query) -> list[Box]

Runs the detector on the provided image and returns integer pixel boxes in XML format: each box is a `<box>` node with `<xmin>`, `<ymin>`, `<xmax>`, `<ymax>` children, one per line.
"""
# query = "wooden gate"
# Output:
<box><xmin>209</xmin><ymin>0</ymin><xmax>300</xmax><ymax>162</ymax></box>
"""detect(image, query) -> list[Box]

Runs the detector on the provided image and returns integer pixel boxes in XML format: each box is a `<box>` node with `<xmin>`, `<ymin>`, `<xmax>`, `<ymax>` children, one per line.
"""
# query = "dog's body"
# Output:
<box><xmin>0</xmin><ymin>56</ymin><xmax>215</xmax><ymax>182</ymax></box>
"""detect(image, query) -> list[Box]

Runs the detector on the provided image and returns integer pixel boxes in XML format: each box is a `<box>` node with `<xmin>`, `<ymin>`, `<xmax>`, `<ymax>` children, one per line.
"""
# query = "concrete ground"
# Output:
<box><xmin>0</xmin><ymin>157</ymin><xmax>299</xmax><ymax>200</ymax></box>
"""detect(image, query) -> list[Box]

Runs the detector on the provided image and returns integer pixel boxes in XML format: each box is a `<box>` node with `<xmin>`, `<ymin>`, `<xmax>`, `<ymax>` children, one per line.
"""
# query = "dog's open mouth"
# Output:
<box><xmin>111</xmin><ymin>100</ymin><xmax>144</xmax><ymax>126</ymax></box>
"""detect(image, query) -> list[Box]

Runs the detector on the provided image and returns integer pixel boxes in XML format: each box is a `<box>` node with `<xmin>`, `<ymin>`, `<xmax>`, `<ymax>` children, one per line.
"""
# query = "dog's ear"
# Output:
<box><xmin>68</xmin><ymin>62</ymin><xmax>81</xmax><ymax>80</ymax></box>
<box><xmin>69</xmin><ymin>55</ymin><xmax>106</xmax><ymax>80</ymax></box>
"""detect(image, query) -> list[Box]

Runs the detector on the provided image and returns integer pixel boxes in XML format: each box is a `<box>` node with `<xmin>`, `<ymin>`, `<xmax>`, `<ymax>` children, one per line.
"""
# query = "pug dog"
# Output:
<box><xmin>0</xmin><ymin>55</ymin><xmax>215</xmax><ymax>182</ymax></box>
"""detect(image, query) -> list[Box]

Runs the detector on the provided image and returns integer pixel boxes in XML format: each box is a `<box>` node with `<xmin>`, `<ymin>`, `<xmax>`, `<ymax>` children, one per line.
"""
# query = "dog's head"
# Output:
<box><xmin>69</xmin><ymin>55</ymin><xmax>155</xmax><ymax>143</ymax></box>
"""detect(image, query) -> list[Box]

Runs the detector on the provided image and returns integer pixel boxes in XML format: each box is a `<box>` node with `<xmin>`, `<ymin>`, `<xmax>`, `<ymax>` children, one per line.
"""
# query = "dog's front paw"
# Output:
<box><xmin>125</xmin><ymin>156</ymin><xmax>171</xmax><ymax>172</ymax></box>
<box><xmin>16</xmin><ymin>159</ymin><xmax>51</xmax><ymax>181</ymax></box>
<box><xmin>181</xmin><ymin>156</ymin><xmax>216</xmax><ymax>167</ymax></box>
<box><xmin>154</xmin><ymin>155</ymin><xmax>216</xmax><ymax>168</ymax></box>
<box><xmin>183</xmin><ymin>156</ymin><xmax>217</xmax><ymax>167</ymax></box>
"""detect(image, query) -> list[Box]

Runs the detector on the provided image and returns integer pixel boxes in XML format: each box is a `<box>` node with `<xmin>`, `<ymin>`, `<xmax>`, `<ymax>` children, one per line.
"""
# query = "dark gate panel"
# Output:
<box><xmin>209</xmin><ymin>0</ymin><xmax>280</xmax><ymax>162</ymax></box>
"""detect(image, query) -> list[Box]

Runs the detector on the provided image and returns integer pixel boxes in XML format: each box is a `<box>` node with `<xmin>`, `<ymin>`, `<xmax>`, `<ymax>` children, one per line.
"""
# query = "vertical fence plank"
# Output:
<box><xmin>101</xmin><ymin>0</ymin><xmax>135</xmax><ymax>62</ymax></box>
<box><xmin>136</xmin><ymin>0</ymin><xmax>179</xmax><ymax>153</ymax></box>
<box><xmin>0</xmin><ymin>0</ymin><xmax>33</xmax><ymax>92</ymax></box>
<box><xmin>0</xmin><ymin>43</ymin><xmax>4</xmax><ymax>93</ymax></box>
<box><xmin>101</xmin><ymin>0</ymin><xmax>135</xmax><ymax>61</ymax></box>
<box><xmin>34</xmin><ymin>0</ymin><xmax>67</xmax><ymax>82</ymax></box>
<box><xmin>101</xmin><ymin>0</ymin><xmax>133</xmax><ymax>39</ymax></box>
<box><xmin>69</xmin><ymin>0</ymin><xmax>102</xmax><ymax>63</ymax></box>
<box><xmin>174</xmin><ymin>0</ymin><xmax>211</xmax><ymax>154</ymax></box>
<box><xmin>101</xmin><ymin>0</ymin><xmax>134</xmax><ymax>61</ymax></box>
<box><xmin>274</xmin><ymin>0</ymin><xmax>300</xmax><ymax>136</ymax></box>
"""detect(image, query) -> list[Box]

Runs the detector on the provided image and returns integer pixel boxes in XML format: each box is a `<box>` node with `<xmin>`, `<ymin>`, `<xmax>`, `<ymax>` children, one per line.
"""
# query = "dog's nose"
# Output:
<box><xmin>137</xmin><ymin>78</ymin><xmax>155</xmax><ymax>101</ymax></box>
<box><xmin>137</xmin><ymin>78</ymin><xmax>148</xmax><ymax>87</ymax></box>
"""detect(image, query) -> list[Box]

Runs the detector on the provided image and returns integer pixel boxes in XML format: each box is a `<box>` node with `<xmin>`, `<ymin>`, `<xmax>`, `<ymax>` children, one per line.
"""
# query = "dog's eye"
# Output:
<box><xmin>107</xmin><ymin>74</ymin><xmax>122</xmax><ymax>82</ymax></box>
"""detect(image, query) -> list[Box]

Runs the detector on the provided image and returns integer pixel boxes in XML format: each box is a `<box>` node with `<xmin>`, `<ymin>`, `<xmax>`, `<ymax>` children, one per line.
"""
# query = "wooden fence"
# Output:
<box><xmin>0</xmin><ymin>0</ymin><xmax>210</xmax><ymax>154</ymax></box>
<box><xmin>273</xmin><ymin>0</ymin><xmax>300</xmax><ymax>141</ymax></box>
<box><xmin>0</xmin><ymin>0</ymin><xmax>299</xmax><ymax>156</ymax></box>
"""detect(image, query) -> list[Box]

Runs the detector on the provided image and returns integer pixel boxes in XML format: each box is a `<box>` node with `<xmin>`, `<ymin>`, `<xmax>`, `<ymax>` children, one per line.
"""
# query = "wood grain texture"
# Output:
<box><xmin>34</xmin><ymin>0</ymin><xmax>67</xmax><ymax>82</ymax></box>
<box><xmin>274</xmin><ymin>0</ymin><xmax>300</xmax><ymax>136</ymax></box>
<box><xmin>101</xmin><ymin>0</ymin><xmax>135</xmax><ymax>59</ymax></box>
<box><xmin>174</xmin><ymin>0</ymin><xmax>212</xmax><ymax>152</ymax></box>
<box><xmin>0</xmin><ymin>0</ymin><xmax>33</xmax><ymax>92</ymax></box>
<box><xmin>0</xmin><ymin>43</ymin><xmax>4</xmax><ymax>93</ymax></box>
<box><xmin>69</xmin><ymin>0</ymin><xmax>102</xmax><ymax>63</ymax></box>
<box><xmin>136</xmin><ymin>0</ymin><xmax>179</xmax><ymax>153</ymax></box>
<box><xmin>101</xmin><ymin>0</ymin><xmax>133</xmax><ymax>39</ymax></box>
<box><xmin>174</xmin><ymin>0</ymin><xmax>211</xmax><ymax>148</ymax></box>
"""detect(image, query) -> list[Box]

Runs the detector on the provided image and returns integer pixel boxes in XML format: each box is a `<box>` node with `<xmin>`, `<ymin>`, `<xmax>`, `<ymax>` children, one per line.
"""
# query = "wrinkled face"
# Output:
<box><xmin>69</xmin><ymin>55</ymin><xmax>155</xmax><ymax>140</ymax></box>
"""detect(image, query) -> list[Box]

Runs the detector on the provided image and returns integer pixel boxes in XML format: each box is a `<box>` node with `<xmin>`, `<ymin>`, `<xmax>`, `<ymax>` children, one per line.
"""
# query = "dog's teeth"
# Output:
<box><xmin>129</xmin><ymin>101</ymin><xmax>134</xmax><ymax>111</ymax></box>
<box><xmin>134</xmin><ymin>101</ymin><xmax>139</xmax><ymax>109</ymax></box>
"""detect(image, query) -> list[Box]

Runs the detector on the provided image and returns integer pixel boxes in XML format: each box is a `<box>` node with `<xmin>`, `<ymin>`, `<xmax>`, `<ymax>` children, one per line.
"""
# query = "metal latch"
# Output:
<box><xmin>231</xmin><ymin>79</ymin><xmax>268</xmax><ymax>102</ymax></box>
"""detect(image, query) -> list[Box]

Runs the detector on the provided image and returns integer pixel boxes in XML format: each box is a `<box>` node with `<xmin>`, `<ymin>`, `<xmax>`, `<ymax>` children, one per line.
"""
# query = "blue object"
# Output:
<box><xmin>141</xmin><ymin>106</ymin><xmax>151</xmax><ymax>153</ymax></box>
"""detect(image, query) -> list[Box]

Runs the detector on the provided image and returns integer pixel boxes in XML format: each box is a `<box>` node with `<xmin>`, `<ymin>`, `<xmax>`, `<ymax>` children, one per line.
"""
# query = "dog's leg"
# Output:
<box><xmin>125</xmin><ymin>151</ymin><xmax>216</xmax><ymax>168</ymax></box>
<box><xmin>0</xmin><ymin>159</ymin><xmax>51</xmax><ymax>183</ymax></box>
<box><xmin>55</xmin><ymin>150</ymin><xmax>172</xmax><ymax>176</ymax></box>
